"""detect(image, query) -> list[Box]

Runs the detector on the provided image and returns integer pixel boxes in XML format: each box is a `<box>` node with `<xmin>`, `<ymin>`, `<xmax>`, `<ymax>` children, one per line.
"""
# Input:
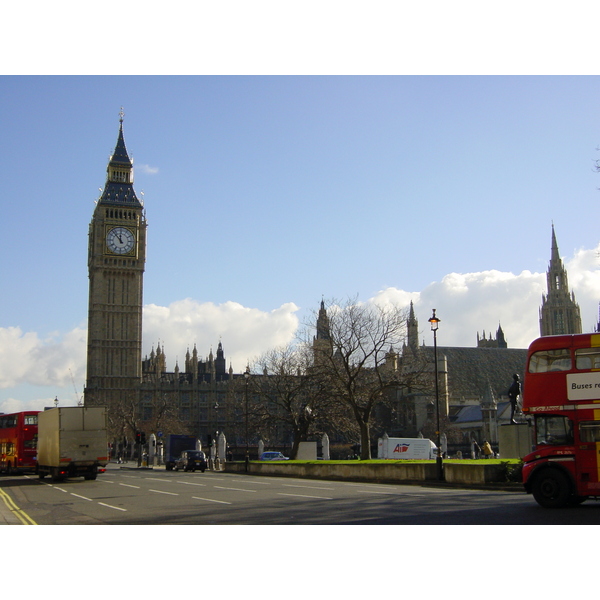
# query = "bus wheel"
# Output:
<box><xmin>532</xmin><ymin>469</ymin><xmax>571</xmax><ymax>508</ymax></box>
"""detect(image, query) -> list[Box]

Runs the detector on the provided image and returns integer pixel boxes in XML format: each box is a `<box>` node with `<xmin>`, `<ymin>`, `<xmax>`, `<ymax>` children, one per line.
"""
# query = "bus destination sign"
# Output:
<box><xmin>566</xmin><ymin>372</ymin><xmax>600</xmax><ymax>401</ymax></box>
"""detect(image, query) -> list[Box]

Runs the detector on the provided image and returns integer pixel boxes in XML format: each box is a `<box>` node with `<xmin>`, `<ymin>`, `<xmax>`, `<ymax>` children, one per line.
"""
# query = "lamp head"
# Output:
<box><xmin>428</xmin><ymin>309</ymin><xmax>440</xmax><ymax>332</ymax></box>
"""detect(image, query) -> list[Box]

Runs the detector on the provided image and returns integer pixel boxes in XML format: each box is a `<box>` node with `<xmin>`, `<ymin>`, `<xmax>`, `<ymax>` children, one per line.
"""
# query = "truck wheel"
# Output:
<box><xmin>532</xmin><ymin>469</ymin><xmax>571</xmax><ymax>508</ymax></box>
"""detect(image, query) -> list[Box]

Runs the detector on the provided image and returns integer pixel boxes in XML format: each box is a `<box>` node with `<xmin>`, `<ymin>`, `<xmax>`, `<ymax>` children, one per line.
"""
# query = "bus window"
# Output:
<box><xmin>579</xmin><ymin>421</ymin><xmax>600</xmax><ymax>443</ymax></box>
<box><xmin>528</xmin><ymin>349</ymin><xmax>572</xmax><ymax>373</ymax></box>
<box><xmin>535</xmin><ymin>415</ymin><xmax>573</xmax><ymax>446</ymax></box>
<box><xmin>24</xmin><ymin>415</ymin><xmax>38</xmax><ymax>426</ymax></box>
<box><xmin>23</xmin><ymin>435</ymin><xmax>37</xmax><ymax>450</ymax></box>
<box><xmin>575</xmin><ymin>348</ymin><xmax>600</xmax><ymax>370</ymax></box>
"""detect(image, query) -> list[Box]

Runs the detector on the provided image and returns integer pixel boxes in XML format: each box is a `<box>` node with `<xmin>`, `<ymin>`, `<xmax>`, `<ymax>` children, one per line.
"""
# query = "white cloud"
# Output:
<box><xmin>142</xmin><ymin>300</ymin><xmax>300</xmax><ymax>371</ymax></box>
<box><xmin>0</xmin><ymin>326</ymin><xmax>86</xmax><ymax>389</ymax></box>
<box><xmin>2</xmin><ymin>243</ymin><xmax>599</xmax><ymax>408</ymax></box>
<box><xmin>407</xmin><ymin>269</ymin><xmax>546</xmax><ymax>348</ymax></box>
<box><xmin>137</xmin><ymin>164</ymin><xmax>159</xmax><ymax>174</ymax></box>
<box><xmin>0</xmin><ymin>396</ymin><xmax>55</xmax><ymax>414</ymax></box>
<box><xmin>370</xmin><ymin>242</ymin><xmax>600</xmax><ymax>349</ymax></box>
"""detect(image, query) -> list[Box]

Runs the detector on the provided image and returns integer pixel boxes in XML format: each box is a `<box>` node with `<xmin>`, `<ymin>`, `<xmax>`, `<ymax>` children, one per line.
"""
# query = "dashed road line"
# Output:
<box><xmin>98</xmin><ymin>502</ymin><xmax>127</xmax><ymax>511</ymax></box>
<box><xmin>277</xmin><ymin>492</ymin><xmax>333</xmax><ymax>500</ymax></box>
<box><xmin>214</xmin><ymin>486</ymin><xmax>257</xmax><ymax>493</ymax></box>
<box><xmin>149</xmin><ymin>489</ymin><xmax>179</xmax><ymax>495</ymax></box>
<box><xmin>282</xmin><ymin>483</ymin><xmax>335</xmax><ymax>491</ymax></box>
<box><xmin>192</xmin><ymin>496</ymin><xmax>232</xmax><ymax>505</ymax></box>
<box><xmin>70</xmin><ymin>493</ymin><xmax>93</xmax><ymax>501</ymax></box>
<box><xmin>355</xmin><ymin>489</ymin><xmax>400</xmax><ymax>495</ymax></box>
<box><xmin>176</xmin><ymin>481</ymin><xmax>207</xmax><ymax>487</ymax></box>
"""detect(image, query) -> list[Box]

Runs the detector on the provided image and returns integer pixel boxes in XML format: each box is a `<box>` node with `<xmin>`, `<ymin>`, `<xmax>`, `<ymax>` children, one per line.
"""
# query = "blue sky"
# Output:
<box><xmin>3</xmin><ymin>2</ymin><xmax>600</xmax><ymax>413</ymax></box>
<box><xmin>2</xmin><ymin>75</ymin><xmax>600</xmax><ymax>412</ymax></box>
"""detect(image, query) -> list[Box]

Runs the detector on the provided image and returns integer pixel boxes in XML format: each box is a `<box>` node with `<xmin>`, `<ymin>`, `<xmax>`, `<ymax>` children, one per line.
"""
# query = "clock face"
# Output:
<box><xmin>106</xmin><ymin>226</ymin><xmax>135</xmax><ymax>255</ymax></box>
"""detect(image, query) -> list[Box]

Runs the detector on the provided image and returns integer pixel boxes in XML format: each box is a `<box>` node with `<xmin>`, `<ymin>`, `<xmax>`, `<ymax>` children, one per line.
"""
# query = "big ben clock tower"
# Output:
<box><xmin>84</xmin><ymin>111</ymin><xmax>147</xmax><ymax>407</ymax></box>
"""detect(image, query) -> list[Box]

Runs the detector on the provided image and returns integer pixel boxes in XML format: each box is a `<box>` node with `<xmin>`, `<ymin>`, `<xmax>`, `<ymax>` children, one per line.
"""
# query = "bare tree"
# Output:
<box><xmin>309</xmin><ymin>297</ymin><xmax>409</xmax><ymax>460</ymax></box>
<box><xmin>250</xmin><ymin>342</ymin><xmax>326</xmax><ymax>459</ymax></box>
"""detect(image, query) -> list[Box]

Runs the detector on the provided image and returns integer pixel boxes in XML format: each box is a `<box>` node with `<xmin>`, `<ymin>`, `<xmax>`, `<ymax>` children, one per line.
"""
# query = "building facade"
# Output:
<box><xmin>388</xmin><ymin>302</ymin><xmax>528</xmax><ymax>448</ymax></box>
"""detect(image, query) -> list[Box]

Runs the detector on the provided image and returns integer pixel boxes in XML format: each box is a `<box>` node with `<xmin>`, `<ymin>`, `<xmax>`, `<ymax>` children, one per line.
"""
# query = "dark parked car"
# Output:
<box><xmin>174</xmin><ymin>450</ymin><xmax>207</xmax><ymax>472</ymax></box>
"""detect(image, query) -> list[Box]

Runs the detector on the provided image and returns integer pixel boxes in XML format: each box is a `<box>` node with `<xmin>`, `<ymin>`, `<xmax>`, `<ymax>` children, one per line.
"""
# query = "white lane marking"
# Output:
<box><xmin>119</xmin><ymin>483</ymin><xmax>140</xmax><ymax>489</ymax></box>
<box><xmin>98</xmin><ymin>502</ymin><xmax>127</xmax><ymax>511</ymax></box>
<box><xmin>214</xmin><ymin>486</ymin><xmax>257</xmax><ymax>493</ymax></box>
<box><xmin>282</xmin><ymin>484</ymin><xmax>335</xmax><ymax>491</ymax></box>
<box><xmin>229</xmin><ymin>479</ymin><xmax>271</xmax><ymax>485</ymax></box>
<box><xmin>70</xmin><ymin>493</ymin><xmax>93</xmax><ymax>501</ymax></box>
<box><xmin>176</xmin><ymin>481</ymin><xmax>207</xmax><ymax>487</ymax></box>
<box><xmin>149</xmin><ymin>489</ymin><xmax>179</xmax><ymax>496</ymax></box>
<box><xmin>277</xmin><ymin>493</ymin><xmax>333</xmax><ymax>500</ymax></box>
<box><xmin>145</xmin><ymin>478</ymin><xmax>172</xmax><ymax>482</ymax></box>
<box><xmin>192</xmin><ymin>496</ymin><xmax>232</xmax><ymax>505</ymax></box>
<box><xmin>98</xmin><ymin>479</ymin><xmax>115</xmax><ymax>483</ymax></box>
<box><xmin>355</xmin><ymin>489</ymin><xmax>400</xmax><ymax>495</ymax></box>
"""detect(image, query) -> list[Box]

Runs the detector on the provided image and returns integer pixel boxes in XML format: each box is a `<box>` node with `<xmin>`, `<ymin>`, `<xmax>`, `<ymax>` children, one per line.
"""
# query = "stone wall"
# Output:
<box><xmin>225</xmin><ymin>460</ymin><xmax>513</xmax><ymax>485</ymax></box>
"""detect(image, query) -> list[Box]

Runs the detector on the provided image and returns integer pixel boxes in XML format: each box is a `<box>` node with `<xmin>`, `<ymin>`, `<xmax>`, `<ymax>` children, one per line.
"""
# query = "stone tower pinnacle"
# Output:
<box><xmin>539</xmin><ymin>225</ymin><xmax>582</xmax><ymax>336</ymax></box>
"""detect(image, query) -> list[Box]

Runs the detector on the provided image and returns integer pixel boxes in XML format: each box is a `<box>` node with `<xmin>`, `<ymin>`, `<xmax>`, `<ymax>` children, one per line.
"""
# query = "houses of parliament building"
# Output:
<box><xmin>83</xmin><ymin>117</ymin><xmax>587</xmax><ymax>451</ymax></box>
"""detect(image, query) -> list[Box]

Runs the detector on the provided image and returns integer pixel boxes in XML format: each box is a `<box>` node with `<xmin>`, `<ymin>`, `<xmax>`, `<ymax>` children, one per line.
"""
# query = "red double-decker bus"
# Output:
<box><xmin>522</xmin><ymin>333</ymin><xmax>600</xmax><ymax>507</ymax></box>
<box><xmin>0</xmin><ymin>411</ymin><xmax>40</xmax><ymax>474</ymax></box>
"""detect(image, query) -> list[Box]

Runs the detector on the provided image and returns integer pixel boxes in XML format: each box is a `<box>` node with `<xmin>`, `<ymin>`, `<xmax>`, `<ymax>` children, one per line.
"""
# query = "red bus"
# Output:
<box><xmin>522</xmin><ymin>333</ymin><xmax>600</xmax><ymax>507</ymax></box>
<box><xmin>0</xmin><ymin>411</ymin><xmax>40</xmax><ymax>474</ymax></box>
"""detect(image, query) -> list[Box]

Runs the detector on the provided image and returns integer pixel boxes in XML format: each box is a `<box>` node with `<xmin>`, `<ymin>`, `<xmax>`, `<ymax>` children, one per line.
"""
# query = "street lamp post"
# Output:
<box><xmin>428</xmin><ymin>309</ymin><xmax>443</xmax><ymax>481</ymax></box>
<box><xmin>244</xmin><ymin>366</ymin><xmax>250</xmax><ymax>465</ymax></box>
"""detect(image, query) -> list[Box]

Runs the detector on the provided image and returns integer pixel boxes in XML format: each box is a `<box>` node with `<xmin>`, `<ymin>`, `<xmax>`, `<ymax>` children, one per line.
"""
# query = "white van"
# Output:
<box><xmin>377</xmin><ymin>437</ymin><xmax>437</xmax><ymax>460</ymax></box>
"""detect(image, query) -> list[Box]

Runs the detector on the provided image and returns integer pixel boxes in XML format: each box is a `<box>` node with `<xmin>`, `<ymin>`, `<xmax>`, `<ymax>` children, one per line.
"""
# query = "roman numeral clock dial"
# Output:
<box><xmin>106</xmin><ymin>226</ymin><xmax>135</xmax><ymax>255</ymax></box>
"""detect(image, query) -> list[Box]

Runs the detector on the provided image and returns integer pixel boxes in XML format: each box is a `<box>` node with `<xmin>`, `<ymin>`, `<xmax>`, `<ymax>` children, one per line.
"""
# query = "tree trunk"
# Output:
<box><xmin>359</xmin><ymin>420</ymin><xmax>371</xmax><ymax>460</ymax></box>
<box><xmin>290</xmin><ymin>436</ymin><xmax>301</xmax><ymax>460</ymax></box>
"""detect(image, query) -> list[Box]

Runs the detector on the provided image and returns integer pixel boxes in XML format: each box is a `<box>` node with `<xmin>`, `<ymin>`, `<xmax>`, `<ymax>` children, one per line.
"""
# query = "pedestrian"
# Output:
<box><xmin>508</xmin><ymin>373</ymin><xmax>521</xmax><ymax>424</ymax></box>
<box><xmin>471</xmin><ymin>439</ymin><xmax>480</xmax><ymax>459</ymax></box>
<box><xmin>482</xmin><ymin>440</ymin><xmax>493</xmax><ymax>459</ymax></box>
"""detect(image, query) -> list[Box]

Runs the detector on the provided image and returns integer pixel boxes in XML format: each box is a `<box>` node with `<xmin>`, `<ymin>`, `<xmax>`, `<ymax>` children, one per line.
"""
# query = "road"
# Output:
<box><xmin>3</xmin><ymin>462</ymin><xmax>600</xmax><ymax>525</ymax></box>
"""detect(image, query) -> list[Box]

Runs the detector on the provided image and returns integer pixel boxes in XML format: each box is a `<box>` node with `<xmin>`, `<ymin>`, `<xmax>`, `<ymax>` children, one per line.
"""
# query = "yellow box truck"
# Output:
<box><xmin>37</xmin><ymin>406</ymin><xmax>108</xmax><ymax>481</ymax></box>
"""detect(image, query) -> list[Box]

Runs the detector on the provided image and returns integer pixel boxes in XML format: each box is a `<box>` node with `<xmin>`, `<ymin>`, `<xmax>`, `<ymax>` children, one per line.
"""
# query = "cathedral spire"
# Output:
<box><xmin>539</xmin><ymin>225</ymin><xmax>582</xmax><ymax>336</ymax></box>
<box><xmin>406</xmin><ymin>300</ymin><xmax>419</xmax><ymax>353</ymax></box>
<box><xmin>313</xmin><ymin>298</ymin><xmax>332</xmax><ymax>364</ymax></box>
<box><xmin>550</xmin><ymin>223</ymin><xmax>560</xmax><ymax>263</ymax></box>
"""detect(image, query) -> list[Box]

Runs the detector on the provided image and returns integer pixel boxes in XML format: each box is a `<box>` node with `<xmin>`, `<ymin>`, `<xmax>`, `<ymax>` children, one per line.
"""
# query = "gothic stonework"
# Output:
<box><xmin>84</xmin><ymin>115</ymin><xmax>147</xmax><ymax>406</ymax></box>
<box><xmin>539</xmin><ymin>225</ymin><xmax>582</xmax><ymax>336</ymax></box>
